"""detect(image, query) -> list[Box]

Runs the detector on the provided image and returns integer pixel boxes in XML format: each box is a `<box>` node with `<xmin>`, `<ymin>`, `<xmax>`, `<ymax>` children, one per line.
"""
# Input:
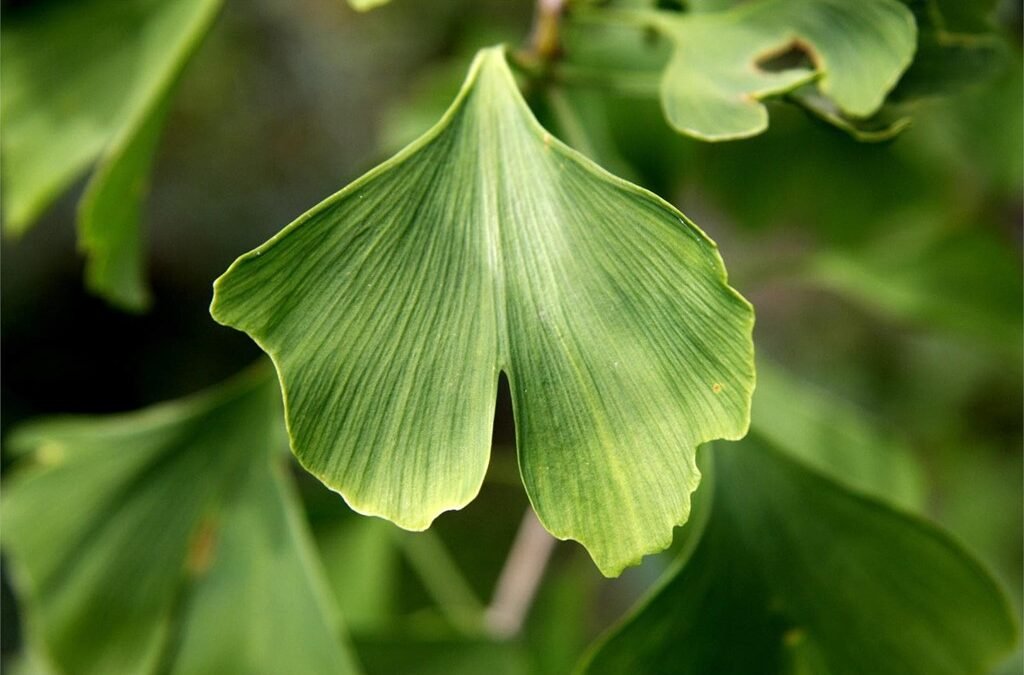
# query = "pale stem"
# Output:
<box><xmin>485</xmin><ymin>509</ymin><xmax>558</xmax><ymax>638</ymax></box>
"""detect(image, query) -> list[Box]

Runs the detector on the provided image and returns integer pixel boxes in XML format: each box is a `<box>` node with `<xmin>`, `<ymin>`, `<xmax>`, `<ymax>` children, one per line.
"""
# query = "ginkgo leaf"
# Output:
<box><xmin>1</xmin><ymin>0</ymin><xmax>222</xmax><ymax>310</ymax></box>
<box><xmin>642</xmin><ymin>0</ymin><xmax>917</xmax><ymax>140</ymax></box>
<box><xmin>751</xmin><ymin>360</ymin><xmax>924</xmax><ymax>510</ymax></box>
<box><xmin>76</xmin><ymin>91</ymin><xmax>175</xmax><ymax>312</ymax></box>
<box><xmin>782</xmin><ymin>0</ymin><xmax>1009</xmax><ymax>141</ymax></box>
<box><xmin>1</xmin><ymin>367</ymin><xmax>360</xmax><ymax>675</ymax></box>
<box><xmin>211</xmin><ymin>45</ymin><xmax>755</xmax><ymax>577</ymax></box>
<box><xmin>581</xmin><ymin>436</ymin><xmax>1019</xmax><ymax>675</ymax></box>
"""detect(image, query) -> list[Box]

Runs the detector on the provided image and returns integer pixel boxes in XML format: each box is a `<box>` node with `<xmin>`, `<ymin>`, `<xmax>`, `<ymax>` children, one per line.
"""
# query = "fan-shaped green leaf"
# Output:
<box><xmin>645</xmin><ymin>0</ymin><xmax>917</xmax><ymax>140</ymax></box>
<box><xmin>582</xmin><ymin>437</ymin><xmax>1018</xmax><ymax>674</ymax></box>
<box><xmin>1</xmin><ymin>368</ymin><xmax>360</xmax><ymax>675</ymax></box>
<box><xmin>211</xmin><ymin>46</ymin><xmax>755</xmax><ymax>577</ymax></box>
<box><xmin>1</xmin><ymin>0</ymin><xmax>222</xmax><ymax>310</ymax></box>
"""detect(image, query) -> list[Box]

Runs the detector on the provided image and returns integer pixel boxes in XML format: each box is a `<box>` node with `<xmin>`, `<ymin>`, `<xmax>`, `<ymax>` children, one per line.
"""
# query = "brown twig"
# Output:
<box><xmin>529</xmin><ymin>0</ymin><xmax>568</xmax><ymax>61</ymax></box>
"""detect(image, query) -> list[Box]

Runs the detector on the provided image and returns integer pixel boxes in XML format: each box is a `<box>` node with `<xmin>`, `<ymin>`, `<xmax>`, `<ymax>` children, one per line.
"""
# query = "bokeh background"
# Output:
<box><xmin>2</xmin><ymin>0</ymin><xmax>1021</xmax><ymax>672</ymax></box>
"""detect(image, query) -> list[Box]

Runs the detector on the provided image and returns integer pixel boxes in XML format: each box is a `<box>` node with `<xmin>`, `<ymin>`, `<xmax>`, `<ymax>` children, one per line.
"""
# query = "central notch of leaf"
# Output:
<box><xmin>210</xmin><ymin>46</ymin><xmax>755</xmax><ymax>576</ymax></box>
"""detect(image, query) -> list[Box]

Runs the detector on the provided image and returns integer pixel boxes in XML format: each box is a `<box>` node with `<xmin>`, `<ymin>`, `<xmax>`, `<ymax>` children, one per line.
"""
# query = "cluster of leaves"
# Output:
<box><xmin>2</xmin><ymin>0</ymin><xmax>1005</xmax><ymax>310</ymax></box>
<box><xmin>4</xmin><ymin>356</ymin><xmax>1017</xmax><ymax>673</ymax></box>
<box><xmin>1</xmin><ymin>0</ymin><xmax>1020</xmax><ymax>673</ymax></box>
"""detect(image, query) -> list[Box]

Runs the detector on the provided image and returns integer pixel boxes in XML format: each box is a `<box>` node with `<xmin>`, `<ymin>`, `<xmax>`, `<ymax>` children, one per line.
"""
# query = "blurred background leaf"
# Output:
<box><xmin>751</xmin><ymin>360</ymin><xmax>925</xmax><ymax>510</ymax></box>
<box><xmin>583</xmin><ymin>437</ymin><xmax>1018</xmax><ymax>675</ymax></box>
<box><xmin>2</xmin><ymin>367</ymin><xmax>360</xmax><ymax>674</ymax></box>
<box><xmin>1</xmin><ymin>0</ymin><xmax>223</xmax><ymax>310</ymax></box>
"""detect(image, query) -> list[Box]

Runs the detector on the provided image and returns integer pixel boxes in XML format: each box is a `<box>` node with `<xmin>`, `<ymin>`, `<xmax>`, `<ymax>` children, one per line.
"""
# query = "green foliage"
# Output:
<box><xmin>1</xmin><ymin>1</ymin><xmax>1019</xmax><ymax>673</ymax></box>
<box><xmin>354</xmin><ymin>637</ymin><xmax>530</xmax><ymax>675</ymax></box>
<box><xmin>892</xmin><ymin>0</ymin><xmax>1009</xmax><ymax>101</ymax></box>
<box><xmin>583</xmin><ymin>437</ymin><xmax>1018</xmax><ymax>674</ymax></box>
<box><xmin>565</xmin><ymin>0</ymin><xmax>1009</xmax><ymax>143</ymax></box>
<box><xmin>647</xmin><ymin>0</ymin><xmax>917</xmax><ymax>140</ymax></box>
<box><xmin>807</xmin><ymin>218</ymin><xmax>1023</xmax><ymax>355</ymax></box>
<box><xmin>786</xmin><ymin>85</ymin><xmax>914</xmax><ymax>142</ymax></box>
<box><xmin>0</xmin><ymin>0</ymin><xmax>221</xmax><ymax>310</ymax></box>
<box><xmin>751</xmin><ymin>361</ymin><xmax>924</xmax><ymax>510</ymax></box>
<box><xmin>1</xmin><ymin>368</ymin><xmax>360</xmax><ymax>674</ymax></box>
<box><xmin>316</xmin><ymin>518</ymin><xmax>401</xmax><ymax>634</ymax></box>
<box><xmin>211</xmin><ymin>46</ymin><xmax>755</xmax><ymax>576</ymax></box>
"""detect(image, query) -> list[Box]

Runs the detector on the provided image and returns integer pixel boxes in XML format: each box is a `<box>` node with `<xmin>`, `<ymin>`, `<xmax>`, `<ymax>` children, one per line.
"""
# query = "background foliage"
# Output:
<box><xmin>1</xmin><ymin>0</ymin><xmax>1021</xmax><ymax>673</ymax></box>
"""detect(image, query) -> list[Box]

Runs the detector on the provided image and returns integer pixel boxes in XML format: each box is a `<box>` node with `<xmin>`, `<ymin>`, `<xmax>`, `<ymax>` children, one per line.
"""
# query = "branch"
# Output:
<box><xmin>485</xmin><ymin>509</ymin><xmax>558</xmax><ymax>638</ymax></box>
<box><xmin>529</xmin><ymin>0</ymin><xmax>568</xmax><ymax>61</ymax></box>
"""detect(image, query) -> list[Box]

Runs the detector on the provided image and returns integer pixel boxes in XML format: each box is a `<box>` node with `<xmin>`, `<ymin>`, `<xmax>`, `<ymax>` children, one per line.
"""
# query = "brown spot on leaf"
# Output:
<box><xmin>186</xmin><ymin>517</ymin><xmax>219</xmax><ymax>577</ymax></box>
